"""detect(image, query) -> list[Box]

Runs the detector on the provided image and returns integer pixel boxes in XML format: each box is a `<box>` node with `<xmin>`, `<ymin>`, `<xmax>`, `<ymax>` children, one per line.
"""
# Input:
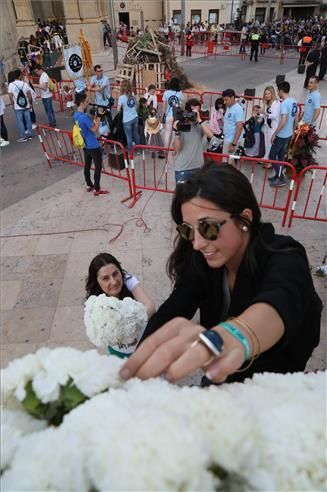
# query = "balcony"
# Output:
<box><xmin>282</xmin><ymin>0</ymin><xmax>320</xmax><ymax>5</ymax></box>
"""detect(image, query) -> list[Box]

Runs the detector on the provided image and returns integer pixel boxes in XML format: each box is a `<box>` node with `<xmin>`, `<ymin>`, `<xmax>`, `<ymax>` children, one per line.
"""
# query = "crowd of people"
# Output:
<box><xmin>17</xmin><ymin>19</ymin><xmax>67</xmax><ymax>71</ymax></box>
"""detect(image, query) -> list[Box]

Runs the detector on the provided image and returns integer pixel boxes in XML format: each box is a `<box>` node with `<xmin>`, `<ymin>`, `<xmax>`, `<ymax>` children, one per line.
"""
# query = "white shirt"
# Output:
<box><xmin>144</xmin><ymin>91</ymin><xmax>158</xmax><ymax>109</ymax></box>
<box><xmin>39</xmin><ymin>71</ymin><xmax>52</xmax><ymax>98</ymax></box>
<box><xmin>124</xmin><ymin>273</ymin><xmax>139</xmax><ymax>292</ymax></box>
<box><xmin>0</xmin><ymin>96</ymin><xmax>5</xmax><ymax>116</ymax></box>
<box><xmin>8</xmin><ymin>80</ymin><xmax>31</xmax><ymax>110</ymax></box>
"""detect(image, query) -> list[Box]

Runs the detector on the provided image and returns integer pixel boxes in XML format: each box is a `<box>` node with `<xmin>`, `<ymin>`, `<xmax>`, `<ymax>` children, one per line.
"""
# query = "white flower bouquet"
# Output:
<box><xmin>83</xmin><ymin>294</ymin><xmax>148</xmax><ymax>348</ymax></box>
<box><xmin>1</xmin><ymin>346</ymin><xmax>325</xmax><ymax>492</ymax></box>
<box><xmin>1</xmin><ymin>348</ymin><xmax>124</xmax><ymax>426</ymax></box>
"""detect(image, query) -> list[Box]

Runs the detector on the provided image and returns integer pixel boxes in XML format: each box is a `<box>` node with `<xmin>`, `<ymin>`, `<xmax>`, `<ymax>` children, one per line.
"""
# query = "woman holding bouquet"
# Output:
<box><xmin>86</xmin><ymin>253</ymin><xmax>155</xmax><ymax>357</ymax></box>
<box><xmin>120</xmin><ymin>163</ymin><xmax>322</xmax><ymax>385</ymax></box>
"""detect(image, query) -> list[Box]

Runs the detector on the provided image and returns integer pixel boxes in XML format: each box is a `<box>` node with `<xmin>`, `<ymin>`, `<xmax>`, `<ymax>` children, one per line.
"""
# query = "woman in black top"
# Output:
<box><xmin>119</xmin><ymin>163</ymin><xmax>322</xmax><ymax>385</ymax></box>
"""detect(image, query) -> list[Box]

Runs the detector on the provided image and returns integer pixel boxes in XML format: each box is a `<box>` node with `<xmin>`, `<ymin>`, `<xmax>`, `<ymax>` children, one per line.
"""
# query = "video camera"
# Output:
<box><xmin>173</xmin><ymin>106</ymin><xmax>198</xmax><ymax>132</ymax></box>
<box><xmin>89</xmin><ymin>99</ymin><xmax>115</xmax><ymax>119</ymax></box>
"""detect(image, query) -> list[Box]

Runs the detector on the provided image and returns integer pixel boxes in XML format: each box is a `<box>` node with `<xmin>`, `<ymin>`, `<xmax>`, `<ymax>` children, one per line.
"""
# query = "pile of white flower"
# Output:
<box><xmin>1</xmin><ymin>347</ymin><xmax>123</xmax><ymax>425</ymax></box>
<box><xmin>84</xmin><ymin>294</ymin><xmax>148</xmax><ymax>347</ymax></box>
<box><xmin>1</xmin><ymin>348</ymin><xmax>325</xmax><ymax>492</ymax></box>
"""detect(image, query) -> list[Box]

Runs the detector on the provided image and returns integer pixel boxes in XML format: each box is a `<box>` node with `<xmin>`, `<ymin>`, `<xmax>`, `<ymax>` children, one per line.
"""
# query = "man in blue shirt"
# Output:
<box><xmin>89</xmin><ymin>64</ymin><xmax>111</xmax><ymax>106</ymax></box>
<box><xmin>89</xmin><ymin>64</ymin><xmax>112</xmax><ymax>130</ymax></box>
<box><xmin>222</xmin><ymin>89</ymin><xmax>244</xmax><ymax>155</ymax></box>
<box><xmin>73</xmin><ymin>92</ymin><xmax>109</xmax><ymax>196</ymax></box>
<box><xmin>269</xmin><ymin>81</ymin><xmax>298</xmax><ymax>187</ymax></box>
<box><xmin>302</xmin><ymin>76</ymin><xmax>321</xmax><ymax>126</ymax></box>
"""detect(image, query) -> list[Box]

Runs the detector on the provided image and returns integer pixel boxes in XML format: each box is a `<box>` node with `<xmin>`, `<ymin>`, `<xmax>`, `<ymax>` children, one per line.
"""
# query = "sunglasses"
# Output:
<box><xmin>177</xmin><ymin>218</ymin><xmax>231</xmax><ymax>242</ymax></box>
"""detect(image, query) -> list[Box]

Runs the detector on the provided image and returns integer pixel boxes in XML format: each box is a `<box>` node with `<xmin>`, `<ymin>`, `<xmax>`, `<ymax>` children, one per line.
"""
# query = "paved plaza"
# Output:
<box><xmin>1</xmin><ymin>50</ymin><xmax>326</xmax><ymax>373</ymax></box>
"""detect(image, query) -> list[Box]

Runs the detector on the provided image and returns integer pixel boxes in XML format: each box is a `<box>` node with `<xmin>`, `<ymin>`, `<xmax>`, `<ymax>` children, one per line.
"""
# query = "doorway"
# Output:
<box><xmin>119</xmin><ymin>12</ymin><xmax>130</xmax><ymax>29</ymax></box>
<box><xmin>31</xmin><ymin>0</ymin><xmax>65</xmax><ymax>24</ymax></box>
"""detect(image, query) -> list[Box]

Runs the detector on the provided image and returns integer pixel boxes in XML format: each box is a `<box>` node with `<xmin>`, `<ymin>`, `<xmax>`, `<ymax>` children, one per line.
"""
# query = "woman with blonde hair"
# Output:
<box><xmin>117</xmin><ymin>80</ymin><xmax>140</xmax><ymax>152</ymax></box>
<box><xmin>260</xmin><ymin>85</ymin><xmax>280</xmax><ymax>165</ymax></box>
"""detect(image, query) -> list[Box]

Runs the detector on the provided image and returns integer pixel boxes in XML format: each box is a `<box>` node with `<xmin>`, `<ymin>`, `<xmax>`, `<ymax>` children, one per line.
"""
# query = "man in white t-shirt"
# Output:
<box><xmin>8</xmin><ymin>69</ymin><xmax>33</xmax><ymax>142</ymax></box>
<box><xmin>33</xmin><ymin>64</ymin><xmax>56</xmax><ymax>127</ymax></box>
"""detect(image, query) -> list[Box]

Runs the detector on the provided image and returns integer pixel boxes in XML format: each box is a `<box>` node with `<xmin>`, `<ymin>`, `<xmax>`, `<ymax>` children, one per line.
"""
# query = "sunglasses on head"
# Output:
<box><xmin>177</xmin><ymin>217</ymin><xmax>232</xmax><ymax>242</ymax></box>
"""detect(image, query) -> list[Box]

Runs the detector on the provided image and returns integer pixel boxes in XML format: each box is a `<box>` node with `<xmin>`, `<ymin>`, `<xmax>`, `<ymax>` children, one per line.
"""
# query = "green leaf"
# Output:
<box><xmin>22</xmin><ymin>381</ymin><xmax>49</xmax><ymax>419</ymax></box>
<box><xmin>61</xmin><ymin>379</ymin><xmax>88</xmax><ymax>411</ymax></box>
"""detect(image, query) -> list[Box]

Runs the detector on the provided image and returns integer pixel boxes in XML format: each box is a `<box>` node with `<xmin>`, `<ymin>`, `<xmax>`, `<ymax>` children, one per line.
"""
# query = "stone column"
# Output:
<box><xmin>12</xmin><ymin>0</ymin><xmax>37</xmax><ymax>38</ymax></box>
<box><xmin>62</xmin><ymin>0</ymin><xmax>82</xmax><ymax>45</ymax></box>
<box><xmin>64</xmin><ymin>0</ymin><xmax>102</xmax><ymax>52</ymax></box>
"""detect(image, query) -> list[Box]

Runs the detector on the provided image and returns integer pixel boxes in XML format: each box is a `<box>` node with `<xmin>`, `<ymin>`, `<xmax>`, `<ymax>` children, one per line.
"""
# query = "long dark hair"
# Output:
<box><xmin>168</xmin><ymin>162</ymin><xmax>263</xmax><ymax>281</ymax></box>
<box><xmin>85</xmin><ymin>253</ymin><xmax>133</xmax><ymax>299</ymax></box>
<box><xmin>167</xmin><ymin>77</ymin><xmax>181</xmax><ymax>91</ymax></box>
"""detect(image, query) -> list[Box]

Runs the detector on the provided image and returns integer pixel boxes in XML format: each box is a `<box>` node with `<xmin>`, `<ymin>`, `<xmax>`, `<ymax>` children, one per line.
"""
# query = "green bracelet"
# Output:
<box><xmin>218</xmin><ymin>322</ymin><xmax>251</xmax><ymax>361</ymax></box>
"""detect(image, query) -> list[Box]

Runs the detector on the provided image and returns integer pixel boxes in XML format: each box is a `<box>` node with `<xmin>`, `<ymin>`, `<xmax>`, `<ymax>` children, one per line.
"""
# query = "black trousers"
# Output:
<box><xmin>304</xmin><ymin>65</ymin><xmax>318</xmax><ymax>87</ymax></box>
<box><xmin>239</xmin><ymin>39</ymin><xmax>246</xmax><ymax>53</ymax></box>
<box><xmin>83</xmin><ymin>147</ymin><xmax>103</xmax><ymax>191</ymax></box>
<box><xmin>1</xmin><ymin>115</ymin><xmax>8</xmax><ymax>141</ymax></box>
<box><xmin>186</xmin><ymin>45</ymin><xmax>192</xmax><ymax>56</ymax></box>
<box><xmin>250</xmin><ymin>43</ymin><xmax>259</xmax><ymax>61</ymax></box>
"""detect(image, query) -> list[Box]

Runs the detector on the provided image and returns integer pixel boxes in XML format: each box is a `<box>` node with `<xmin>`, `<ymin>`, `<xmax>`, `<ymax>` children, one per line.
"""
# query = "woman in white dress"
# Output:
<box><xmin>260</xmin><ymin>86</ymin><xmax>280</xmax><ymax>167</ymax></box>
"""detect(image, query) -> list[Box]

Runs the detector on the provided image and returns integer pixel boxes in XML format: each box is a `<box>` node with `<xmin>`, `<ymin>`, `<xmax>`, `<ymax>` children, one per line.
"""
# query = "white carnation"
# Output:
<box><xmin>1</xmin><ymin>428</ymin><xmax>90</xmax><ymax>492</ymax></box>
<box><xmin>84</xmin><ymin>294</ymin><xmax>148</xmax><ymax>347</ymax></box>
<box><xmin>1</xmin><ymin>408</ymin><xmax>47</xmax><ymax>471</ymax></box>
<box><xmin>1</xmin><ymin>353</ymin><xmax>42</xmax><ymax>403</ymax></box>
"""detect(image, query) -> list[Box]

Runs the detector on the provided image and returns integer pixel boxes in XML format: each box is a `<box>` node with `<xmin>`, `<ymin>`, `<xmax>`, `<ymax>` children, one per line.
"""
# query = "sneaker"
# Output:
<box><xmin>0</xmin><ymin>140</ymin><xmax>10</xmax><ymax>147</ymax></box>
<box><xmin>86</xmin><ymin>186</ymin><xmax>94</xmax><ymax>192</ymax></box>
<box><xmin>32</xmin><ymin>123</ymin><xmax>37</xmax><ymax>129</ymax></box>
<box><xmin>27</xmin><ymin>136</ymin><xmax>33</xmax><ymax>141</ymax></box>
<box><xmin>268</xmin><ymin>175</ymin><xmax>277</xmax><ymax>182</ymax></box>
<box><xmin>25</xmin><ymin>130</ymin><xmax>29</xmax><ymax>134</ymax></box>
<box><xmin>17</xmin><ymin>137</ymin><xmax>29</xmax><ymax>143</ymax></box>
<box><xmin>94</xmin><ymin>189</ymin><xmax>109</xmax><ymax>196</ymax></box>
<box><xmin>269</xmin><ymin>177</ymin><xmax>287</xmax><ymax>188</ymax></box>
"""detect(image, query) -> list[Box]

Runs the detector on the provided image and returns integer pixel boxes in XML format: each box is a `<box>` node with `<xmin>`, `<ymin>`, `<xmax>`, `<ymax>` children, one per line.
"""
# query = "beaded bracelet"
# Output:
<box><xmin>218</xmin><ymin>322</ymin><xmax>251</xmax><ymax>361</ymax></box>
<box><xmin>231</xmin><ymin>317</ymin><xmax>261</xmax><ymax>359</ymax></box>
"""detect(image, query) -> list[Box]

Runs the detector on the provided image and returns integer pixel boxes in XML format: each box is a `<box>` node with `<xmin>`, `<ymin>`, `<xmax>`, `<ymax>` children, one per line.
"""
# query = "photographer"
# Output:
<box><xmin>173</xmin><ymin>98</ymin><xmax>213</xmax><ymax>184</ymax></box>
<box><xmin>73</xmin><ymin>92</ymin><xmax>109</xmax><ymax>196</ymax></box>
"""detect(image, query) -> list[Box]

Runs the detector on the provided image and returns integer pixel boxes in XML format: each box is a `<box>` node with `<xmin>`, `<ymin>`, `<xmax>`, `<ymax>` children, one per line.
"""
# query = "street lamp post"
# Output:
<box><xmin>230</xmin><ymin>0</ymin><xmax>234</xmax><ymax>25</ymax></box>
<box><xmin>109</xmin><ymin>0</ymin><xmax>118</xmax><ymax>69</ymax></box>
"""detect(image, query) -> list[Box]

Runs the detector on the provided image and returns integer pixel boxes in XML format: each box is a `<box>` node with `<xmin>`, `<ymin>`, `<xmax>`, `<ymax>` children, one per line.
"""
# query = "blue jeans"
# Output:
<box><xmin>175</xmin><ymin>168</ymin><xmax>199</xmax><ymax>184</ymax></box>
<box><xmin>42</xmin><ymin>96</ymin><xmax>56</xmax><ymax>126</ymax></box>
<box><xmin>269</xmin><ymin>136</ymin><xmax>291</xmax><ymax>178</ymax></box>
<box><xmin>15</xmin><ymin>109</ymin><xmax>32</xmax><ymax>138</ymax></box>
<box><xmin>123</xmin><ymin>117</ymin><xmax>140</xmax><ymax>152</ymax></box>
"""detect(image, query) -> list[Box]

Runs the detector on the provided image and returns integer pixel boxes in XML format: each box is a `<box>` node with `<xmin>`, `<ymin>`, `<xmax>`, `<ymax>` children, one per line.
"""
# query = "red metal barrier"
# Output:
<box><xmin>288</xmin><ymin>165</ymin><xmax>327</xmax><ymax>227</ymax></box>
<box><xmin>128</xmin><ymin>144</ymin><xmax>176</xmax><ymax>207</ymax></box>
<box><xmin>36</xmin><ymin>124</ymin><xmax>134</xmax><ymax>203</ymax></box>
<box><xmin>129</xmin><ymin>146</ymin><xmax>296</xmax><ymax>225</ymax></box>
<box><xmin>36</xmin><ymin>128</ymin><xmax>325</xmax><ymax>227</ymax></box>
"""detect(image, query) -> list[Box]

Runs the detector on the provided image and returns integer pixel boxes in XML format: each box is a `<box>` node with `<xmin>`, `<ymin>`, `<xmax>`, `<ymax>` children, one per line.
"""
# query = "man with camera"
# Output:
<box><xmin>74</xmin><ymin>92</ymin><xmax>109</xmax><ymax>196</ymax></box>
<box><xmin>172</xmin><ymin>98</ymin><xmax>213</xmax><ymax>184</ymax></box>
